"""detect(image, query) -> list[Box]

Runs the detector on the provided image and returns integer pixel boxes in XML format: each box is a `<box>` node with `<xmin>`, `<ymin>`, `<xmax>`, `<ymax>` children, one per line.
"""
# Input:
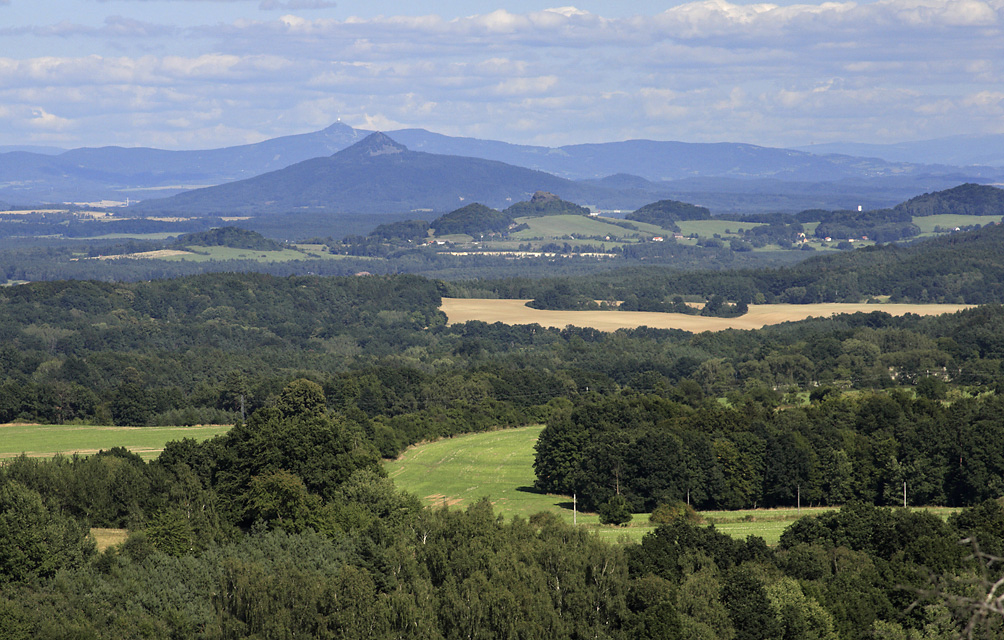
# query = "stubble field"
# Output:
<box><xmin>440</xmin><ymin>298</ymin><xmax>973</xmax><ymax>332</ymax></box>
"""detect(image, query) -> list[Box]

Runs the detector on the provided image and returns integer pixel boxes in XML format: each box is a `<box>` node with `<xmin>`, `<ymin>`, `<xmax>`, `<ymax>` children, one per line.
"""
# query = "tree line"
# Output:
<box><xmin>4</xmin><ymin>378</ymin><xmax>1004</xmax><ymax>638</ymax></box>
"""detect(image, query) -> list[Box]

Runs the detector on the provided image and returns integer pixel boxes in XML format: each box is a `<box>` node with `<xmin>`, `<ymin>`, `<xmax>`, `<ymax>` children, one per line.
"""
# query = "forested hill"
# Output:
<box><xmin>895</xmin><ymin>182</ymin><xmax>1004</xmax><ymax>216</ymax></box>
<box><xmin>172</xmin><ymin>227</ymin><xmax>285</xmax><ymax>250</ymax></box>
<box><xmin>503</xmin><ymin>191</ymin><xmax>591</xmax><ymax>217</ymax></box>
<box><xmin>773</xmin><ymin>220</ymin><xmax>1004</xmax><ymax>303</ymax></box>
<box><xmin>454</xmin><ymin>220</ymin><xmax>1004</xmax><ymax>305</ymax></box>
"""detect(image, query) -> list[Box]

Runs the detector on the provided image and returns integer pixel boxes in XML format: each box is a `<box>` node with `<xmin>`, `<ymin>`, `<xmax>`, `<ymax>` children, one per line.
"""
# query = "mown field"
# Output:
<box><xmin>160</xmin><ymin>245</ymin><xmax>344</xmax><ymax>262</ymax></box>
<box><xmin>385</xmin><ymin>425</ymin><xmax>961</xmax><ymax>545</ymax></box>
<box><xmin>439</xmin><ymin>299</ymin><xmax>974</xmax><ymax>332</ymax></box>
<box><xmin>508</xmin><ymin>215</ymin><xmax>665</xmax><ymax>241</ymax></box>
<box><xmin>0</xmin><ymin>423</ymin><xmax>231</xmax><ymax>460</ymax></box>
<box><xmin>912</xmin><ymin>213</ymin><xmax>1003</xmax><ymax>235</ymax></box>
<box><xmin>386</xmin><ymin>425</ymin><xmax>816</xmax><ymax>544</ymax></box>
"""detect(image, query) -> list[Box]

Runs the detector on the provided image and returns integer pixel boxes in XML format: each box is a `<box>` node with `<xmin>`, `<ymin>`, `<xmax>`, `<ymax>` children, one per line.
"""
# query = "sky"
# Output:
<box><xmin>1</xmin><ymin>0</ymin><xmax>1002</xmax><ymax>150</ymax></box>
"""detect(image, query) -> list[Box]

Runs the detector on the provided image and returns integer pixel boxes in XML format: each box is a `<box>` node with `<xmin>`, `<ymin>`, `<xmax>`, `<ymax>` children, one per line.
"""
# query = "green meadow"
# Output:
<box><xmin>912</xmin><ymin>214</ymin><xmax>1003</xmax><ymax>234</ymax></box>
<box><xmin>162</xmin><ymin>245</ymin><xmax>347</xmax><ymax>262</ymax></box>
<box><xmin>385</xmin><ymin>425</ymin><xmax>806</xmax><ymax>544</ymax></box>
<box><xmin>385</xmin><ymin>424</ymin><xmax>961</xmax><ymax>545</ymax></box>
<box><xmin>0</xmin><ymin>423</ymin><xmax>231</xmax><ymax>461</ymax></box>
<box><xmin>676</xmin><ymin>219</ymin><xmax>763</xmax><ymax>237</ymax></box>
<box><xmin>508</xmin><ymin>215</ymin><xmax>665</xmax><ymax>241</ymax></box>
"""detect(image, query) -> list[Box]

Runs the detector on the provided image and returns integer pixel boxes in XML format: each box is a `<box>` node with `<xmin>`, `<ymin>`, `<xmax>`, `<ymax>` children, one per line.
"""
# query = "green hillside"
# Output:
<box><xmin>896</xmin><ymin>183</ymin><xmax>1004</xmax><ymax>216</ymax></box>
<box><xmin>503</xmin><ymin>191</ymin><xmax>591</xmax><ymax>217</ymax></box>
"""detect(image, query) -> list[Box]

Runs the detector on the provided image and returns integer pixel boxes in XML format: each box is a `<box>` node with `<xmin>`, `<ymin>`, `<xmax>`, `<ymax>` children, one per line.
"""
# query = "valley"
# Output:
<box><xmin>4</xmin><ymin>128</ymin><xmax>1004</xmax><ymax>640</ymax></box>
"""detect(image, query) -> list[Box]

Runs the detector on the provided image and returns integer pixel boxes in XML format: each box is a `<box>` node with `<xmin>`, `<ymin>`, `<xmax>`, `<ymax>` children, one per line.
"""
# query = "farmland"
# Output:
<box><xmin>439</xmin><ymin>298</ymin><xmax>974</xmax><ymax>332</ymax></box>
<box><xmin>0</xmin><ymin>423</ymin><xmax>231</xmax><ymax>460</ymax></box>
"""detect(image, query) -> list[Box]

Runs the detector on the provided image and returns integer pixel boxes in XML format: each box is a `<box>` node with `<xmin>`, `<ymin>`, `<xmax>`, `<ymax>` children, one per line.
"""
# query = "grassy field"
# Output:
<box><xmin>439</xmin><ymin>299</ymin><xmax>973</xmax><ymax>333</ymax></box>
<box><xmin>507</xmin><ymin>215</ymin><xmax>665</xmax><ymax>242</ymax></box>
<box><xmin>384</xmin><ymin>426</ymin><xmax>810</xmax><ymax>544</ymax></box>
<box><xmin>385</xmin><ymin>425</ymin><xmax>962</xmax><ymax>545</ymax></box>
<box><xmin>81</xmin><ymin>232</ymin><xmax>184</xmax><ymax>241</ymax></box>
<box><xmin>160</xmin><ymin>245</ymin><xmax>345</xmax><ymax>262</ymax></box>
<box><xmin>0</xmin><ymin>423</ymin><xmax>231</xmax><ymax>460</ymax></box>
<box><xmin>384</xmin><ymin>425</ymin><xmax>819</xmax><ymax>544</ymax></box>
<box><xmin>676</xmin><ymin>219</ymin><xmax>764</xmax><ymax>237</ymax></box>
<box><xmin>91</xmin><ymin>528</ymin><xmax>129</xmax><ymax>552</ymax></box>
<box><xmin>912</xmin><ymin>214</ymin><xmax>1003</xmax><ymax>234</ymax></box>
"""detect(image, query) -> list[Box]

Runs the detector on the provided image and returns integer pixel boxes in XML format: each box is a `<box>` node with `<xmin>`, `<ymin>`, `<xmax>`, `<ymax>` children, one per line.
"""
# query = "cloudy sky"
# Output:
<box><xmin>1</xmin><ymin>0</ymin><xmax>1002</xmax><ymax>150</ymax></box>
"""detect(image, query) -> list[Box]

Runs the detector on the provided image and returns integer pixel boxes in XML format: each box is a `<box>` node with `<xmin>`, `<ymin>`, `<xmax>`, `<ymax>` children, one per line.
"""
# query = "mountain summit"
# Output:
<box><xmin>132</xmin><ymin>134</ymin><xmax>604</xmax><ymax>214</ymax></box>
<box><xmin>338</xmin><ymin>132</ymin><xmax>407</xmax><ymax>159</ymax></box>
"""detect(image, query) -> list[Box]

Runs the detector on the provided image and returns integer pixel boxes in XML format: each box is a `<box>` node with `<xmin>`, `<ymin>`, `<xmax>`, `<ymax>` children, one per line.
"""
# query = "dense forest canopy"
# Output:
<box><xmin>4</xmin><ymin>182</ymin><xmax>1004</xmax><ymax>637</ymax></box>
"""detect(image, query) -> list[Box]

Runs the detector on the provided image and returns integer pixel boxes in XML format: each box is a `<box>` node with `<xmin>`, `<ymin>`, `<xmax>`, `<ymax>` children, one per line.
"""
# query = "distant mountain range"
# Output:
<box><xmin>795</xmin><ymin>135</ymin><xmax>1004</xmax><ymax>168</ymax></box>
<box><xmin>2</xmin><ymin>122</ymin><xmax>1003</xmax><ymax>213</ymax></box>
<box><xmin>132</xmin><ymin>133</ymin><xmax>617</xmax><ymax>215</ymax></box>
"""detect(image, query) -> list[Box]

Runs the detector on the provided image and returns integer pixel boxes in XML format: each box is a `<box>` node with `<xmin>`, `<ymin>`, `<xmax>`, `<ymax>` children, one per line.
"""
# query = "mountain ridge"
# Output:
<box><xmin>3</xmin><ymin>122</ymin><xmax>1003</xmax><ymax>212</ymax></box>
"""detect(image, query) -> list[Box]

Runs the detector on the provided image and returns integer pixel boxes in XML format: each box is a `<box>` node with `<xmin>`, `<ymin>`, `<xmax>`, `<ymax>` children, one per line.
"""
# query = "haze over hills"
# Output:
<box><xmin>388</xmin><ymin>128</ymin><xmax>998</xmax><ymax>183</ymax></box>
<box><xmin>2</xmin><ymin>121</ymin><xmax>1003</xmax><ymax>212</ymax></box>
<box><xmin>0</xmin><ymin>123</ymin><xmax>367</xmax><ymax>203</ymax></box>
<box><xmin>132</xmin><ymin>133</ymin><xmax>619</xmax><ymax>215</ymax></box>
<box><xmin>795</xmin><ymin>135</ymin><xmax>1004</xmax><ymax>168</ymax></box>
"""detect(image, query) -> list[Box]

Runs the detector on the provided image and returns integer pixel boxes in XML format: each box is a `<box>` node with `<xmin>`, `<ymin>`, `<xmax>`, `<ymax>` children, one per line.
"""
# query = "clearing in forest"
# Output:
<box><xmin>0</xmin><ymin>423</ymin><xmax>231</xmax><ymax>460</ymax></box>
<box><xmin>440</xmin><ymin>299</ymin><xmax>973</xmax><ymax>332</ymax></box>
<box><xmin>385</xmin><ymin>425</ymin><xmax>959</xmax><ymax>544</ymax></box>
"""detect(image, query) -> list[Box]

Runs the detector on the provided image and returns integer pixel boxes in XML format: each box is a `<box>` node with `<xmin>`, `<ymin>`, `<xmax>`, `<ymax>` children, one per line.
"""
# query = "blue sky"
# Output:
<box><xmin>1</xmin><ymin>0</ymin><xmax>1002</xmax><ymax>150</ymax></box>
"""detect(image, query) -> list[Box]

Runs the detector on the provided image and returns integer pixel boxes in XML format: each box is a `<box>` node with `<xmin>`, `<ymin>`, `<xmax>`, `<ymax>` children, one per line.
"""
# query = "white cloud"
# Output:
<box><xmin>493</xmin><ymin>76</ymin><xmax>558</xmax><ymax>96</ymax></box>
<box><xmin>29</xmin><ymin>108</ymin><xmax>72</xmax><ymax>130</ymax></box>
<box><xmin>259</xmin><ymin>0</ymin><xmax>336</xmax><ymax>9</ymax></box>
<box><xmin>2</xmin><ymin>1</ymin><xmax>1004</xmax><ymax>148</ymax></box>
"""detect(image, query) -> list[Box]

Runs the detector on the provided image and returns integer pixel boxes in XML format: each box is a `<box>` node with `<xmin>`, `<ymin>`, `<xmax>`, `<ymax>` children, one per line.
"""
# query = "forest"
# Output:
<box><xmin>463</xmin><ymin>221</ymin><xmax>1004</xmax><ymax>309</ymax></box>
<box><xmin>4</xmin><ymin>219</ymin><xmax>1004</xmax><ymax>636</ymax></box>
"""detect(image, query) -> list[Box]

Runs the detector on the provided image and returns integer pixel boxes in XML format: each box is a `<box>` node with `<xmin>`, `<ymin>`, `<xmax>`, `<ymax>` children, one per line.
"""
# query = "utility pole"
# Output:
<box><xmin>797</xmin><ymin>485</ymin><xmax>801</xmax><ymax>514</ymax></box>
<box><xmin>903</xmin><ymin>481</ymin><xmax>907</xmax><ymax>508</ymax></box>
<box><xmin>573</xmin><ymin>493</ymin><xmax>577</xmax><ymax>525</ymax></box>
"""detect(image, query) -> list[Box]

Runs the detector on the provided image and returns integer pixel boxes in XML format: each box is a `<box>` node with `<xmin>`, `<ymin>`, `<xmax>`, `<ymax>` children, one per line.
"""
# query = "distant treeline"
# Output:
<box><xmin>453</xmin><ymin>221</ymin><xmax>1004</xmax><ymax>307</ymax></box>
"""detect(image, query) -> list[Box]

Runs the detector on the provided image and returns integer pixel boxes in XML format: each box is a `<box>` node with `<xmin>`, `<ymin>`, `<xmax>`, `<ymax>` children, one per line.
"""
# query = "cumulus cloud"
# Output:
<box><xmin>2</xmin><ymin>0</ymin><xmax>1004</xmax><ymax>148</ymax></box>
<box><xmin>258</xmin><ymin>0</ymin><xmax>336</xmax><ymax>9</ymax></box>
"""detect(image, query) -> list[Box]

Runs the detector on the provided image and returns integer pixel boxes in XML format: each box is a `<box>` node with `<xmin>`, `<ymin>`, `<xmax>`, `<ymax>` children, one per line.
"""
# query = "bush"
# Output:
<box><xmin>598</xmin><ymin>495</ymin><xmax>633</xmax><ymax>526</ymax></box>
<box><xmin>649</xmin><ymin>501</ymin><xmax>702</xmax><ymax>525</ymax></box>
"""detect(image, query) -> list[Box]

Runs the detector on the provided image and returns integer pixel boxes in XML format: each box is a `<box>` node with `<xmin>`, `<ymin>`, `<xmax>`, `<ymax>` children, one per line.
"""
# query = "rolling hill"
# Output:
<box><xmin>3</xmin><ymin>121</ymin><xmax>1003</xmax><ymax>213</ymax></box>
<box><xmin>131</xmin><ymin>133</ymin><xmax>619</xmax><ymax>215</ymax></box>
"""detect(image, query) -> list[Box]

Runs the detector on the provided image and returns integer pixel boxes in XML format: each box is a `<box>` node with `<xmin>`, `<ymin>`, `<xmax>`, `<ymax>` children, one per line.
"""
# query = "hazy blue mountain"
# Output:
<box><xmin>131</xmin><ymin>133</ymin><xmax>618</xmax><ymax>215</ymax></box>
<box><xmin>387</xmin><ymin>128</ymin><xmax>1003</xmax><ymax>182</ymax></box>
<box><xmin>794</xmin><ymin>135</ymin><xmax>1004</xmax><ymax>167</ymax></box>
<box><xmin>58</xmin><ymin>122</ymin><xmax>366</xmax><ymax>181</ymax></box>
<box><xmin>3</xmin><ymin>121</ymin><xmax>1003</xmax><ymax>212</ymax></box>
<box><xmin>0</xmin><ymin>145</ymin><xmax>65</xmax><ymax>155</ymax></box>
<box><xmin>0</xmin><ymin>123</ymin><xmax>368</xmax><ymax>204</ymax></box>
<box><xmin>120</xmin><ymin>132</ymin><xmax>1004</xmax><ymax>216</ymax></box>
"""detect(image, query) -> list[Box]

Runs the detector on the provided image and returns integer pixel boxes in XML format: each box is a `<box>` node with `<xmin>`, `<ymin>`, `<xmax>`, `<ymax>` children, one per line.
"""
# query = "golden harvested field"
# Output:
<box><xmin>95</xmin><ymin>249</ymin><xmax>193</xmax><ymax>260</ymax></box>
<box><xmin>440</xmin><ymin>298</ymin><xmax>973</xmax><ymax>332</ymax></box>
